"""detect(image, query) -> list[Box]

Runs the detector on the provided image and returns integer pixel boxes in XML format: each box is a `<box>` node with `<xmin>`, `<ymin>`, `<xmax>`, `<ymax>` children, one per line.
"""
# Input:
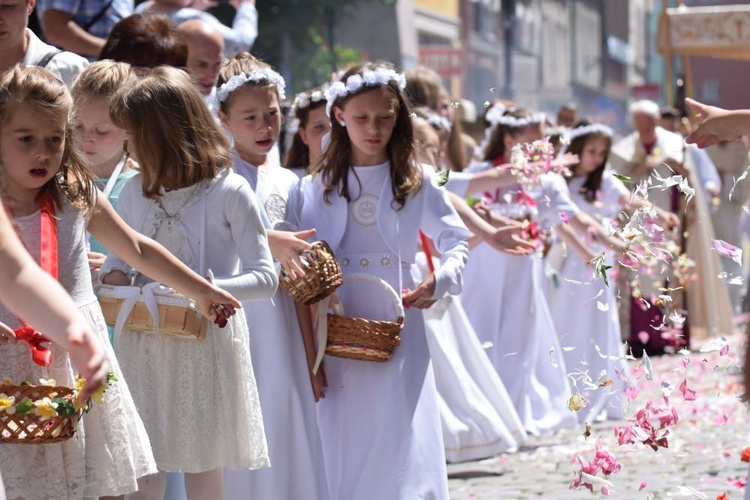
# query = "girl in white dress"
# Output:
<box><xmin>284</xmin><ymin>85</ymin><xmax>331</xmax><ymax>178</ymax></box>
<box><xmin>550</xmin><ymin>122</ymin><xmax>679</xmax><ymax>422</ymax></box>
<box><xmin>215</xmin><ymin>53</ymin><xmax>330</xmax><ymax>500</ymax></box>
<box><xmin>71</xmin><ymin>61</ymin><xmax>139</xmax><ymax>283</ymax></box>
<box><xmin>0</xmin><ymin>66</ymin><xmax>239</xmax><ymax>499</ymax></box>
<box><xmin>100</xmin><ymin>66</ymin><xmax>276</xmax><ymax>499</ymax></box>
<box><xmin>298</xmin><ymin>62</ymin><xmax>469</xmax><ymax>500</ymax></box>
<box><xmin>448</xmin><ymin>105</ymin><xmax>582</xmax><ymax>436</ymax></box>
<box><xmin>412</xmin><ymin>116</ymin><xmax>526</xmax><ymax>462</ymax></box>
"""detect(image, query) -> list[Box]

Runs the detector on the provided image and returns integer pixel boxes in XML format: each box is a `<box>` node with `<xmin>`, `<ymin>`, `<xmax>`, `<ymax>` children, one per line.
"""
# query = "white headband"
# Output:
<box><xmin>564</xmin><ymin>123</ymin><xmax>614</xmax><ymax>142</ymax></box>
<box><xmin>293</xmin><ymin>89</ymin><xmax>325</xmax><ymax>113</ymax></box>
<box><xmin>216</xmin><ymin>68</ymin><xmax>287</xmax><ymax>103</ymax></box>
<box><xmin>427</xmin><ymin>114</ymin><xmax>452</xmax><ymax>132</ymax></box>
<box><xmin>484</xmin><ymin>102</ymin><xmax>508</xmax><ymax>126</ymax></box>
<box><xmin>325</xmin><ymin>67</ymin><xmax>407</xmax><ymax>116</ymax></box>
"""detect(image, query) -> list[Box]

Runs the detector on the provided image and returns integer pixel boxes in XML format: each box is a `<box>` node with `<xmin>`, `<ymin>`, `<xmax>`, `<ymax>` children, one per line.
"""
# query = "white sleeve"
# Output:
<box><xmin>223</xmin><ymin>4</ymin><xmax>258</xmax><ymax>56</ymax></box>
<box><xmin>690</xmin><ymin>145</ymin><xmax>721</xmax><ymax>194</ymax></box>
<box><xmin>420</xmin><ymin>171</ymin><xmax>470</xmax><ymax>298</ymax></box>
<box><xmin>538</xmin><ymin>174</ymin><xmax>580</xmax><ymax>226</ymax></box>
<box><xmin>211</xmin><ymin>181</ymin><xmax>278</xmax><ymax>301</ymax></box>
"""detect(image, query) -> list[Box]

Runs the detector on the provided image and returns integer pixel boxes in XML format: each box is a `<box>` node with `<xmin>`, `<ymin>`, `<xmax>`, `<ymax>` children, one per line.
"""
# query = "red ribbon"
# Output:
<box><xmin>516</xmin><ymin>190</ymin><xmax>537</xmax><ymax>207</ymax></box>
<box><xmin>14</xmin><ymin>193</ymin><xmax>57</xmax><ymax>367</ymax></box>
<box><xmin>419</xmin><ymin>230</ymin><xmax>435</xmax><ymax>274</ymax></box>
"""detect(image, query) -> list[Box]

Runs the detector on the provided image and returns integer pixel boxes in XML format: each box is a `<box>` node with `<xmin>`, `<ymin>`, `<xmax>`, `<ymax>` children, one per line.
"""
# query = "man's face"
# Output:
<box><xmin>633</xmin><ymin>112</ymin><xmax>657</xmax><ymax>137</ymax></box>
<box><xmin>186</xmin><ymin>41</ymin><xmax>223</xmax><ymax>95</ymax></box>
<box><xmin>0</xmin><ymin>0</ymin><xmax>33</xmax><ymax>49</ymax></box>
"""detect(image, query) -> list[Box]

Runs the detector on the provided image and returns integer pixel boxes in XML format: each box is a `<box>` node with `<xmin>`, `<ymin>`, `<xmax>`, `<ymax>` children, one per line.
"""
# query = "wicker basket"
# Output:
<box><xmin>98</xmin><ymin>284</ymin><xmax>207</xmax><ymax>341</ymax></box>
<box><xmin>0</xmin><ymin>384</ymin><xmax>82</xmax><ymax>444</ymax></box>
<box><xmin>325</xmin><ymin>273</ymin><xmax>404</xmax><ymax>362</ymax></box>
<box><xmin>279</xmin><ymin>240</ymin><xmax>343</xmax><ymax>305</ymax></box>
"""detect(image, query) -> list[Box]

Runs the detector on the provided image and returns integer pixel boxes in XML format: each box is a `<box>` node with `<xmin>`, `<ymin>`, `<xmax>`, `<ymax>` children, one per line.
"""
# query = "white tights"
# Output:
<box><xmin>127</xmin><ymin>469</ymin><xmax>224</xmax><ymax>500</ymax></box>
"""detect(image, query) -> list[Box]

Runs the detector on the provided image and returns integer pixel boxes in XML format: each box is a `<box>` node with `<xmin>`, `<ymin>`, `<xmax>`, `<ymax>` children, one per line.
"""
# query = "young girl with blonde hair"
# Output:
<box><xmin>100</xmin><ymin>66</ymin><xmax>277</xmax><ymax>499</ymax></box>
<box><xmin>71</xmin><ymin>60</ymin><xmax>138</xmax><ymax>281</ymax></box>
<box><xmin>0</xmin><ymin>65</ymin><xmax>238</xmax><ymax>498</ymax></box>
<box><xmin>300</xmin><ymin>61</ymin><xmax>470</xmax><ymax>499</ymax></box>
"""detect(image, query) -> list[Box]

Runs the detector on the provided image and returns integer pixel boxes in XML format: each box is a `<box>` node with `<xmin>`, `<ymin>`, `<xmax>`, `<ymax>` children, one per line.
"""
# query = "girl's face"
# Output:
<box><xmin>577</xmin><ymin>136</ymin><xmax>609</xmax><ymax>176</ymax></box>
<box><xmin>437</xmin><ymin>94</ymin><xmax>454</xmax><ymax>123</ymax></box>
<box><xmin>333</xmin><ymin>88</ymin><xmax>397</xmax><ymax>166</ymax></box>
<box><xmin>0</xmin><ymin>105</ymin><xmax>65</xmax><ymax>201</ymax></box>
<box><xmin>73</xmin><ymin>97</ymin><xmax>127</xmax><ymax>176</ymax></box>
<box><xmin>298</xmin><ymin>105</ymin><xmax>330</xmax><ymax>166</ymax></box>
<box><xmin>219</xmin><ymin>85</ymin><xmax>281</xmax><ymax>166</ymax></box>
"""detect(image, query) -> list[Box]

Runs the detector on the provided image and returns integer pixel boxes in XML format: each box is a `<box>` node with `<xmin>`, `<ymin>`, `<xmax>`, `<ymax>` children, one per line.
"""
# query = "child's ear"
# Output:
<box><xmin>332</xmin><ymin>106</ymin><xmax>344</xmax><ymax>126</ymax></box>
<box><xmin>218</xmin><ymin>110</ymin><xmax>230</xmax><ymax>130</ymax></box>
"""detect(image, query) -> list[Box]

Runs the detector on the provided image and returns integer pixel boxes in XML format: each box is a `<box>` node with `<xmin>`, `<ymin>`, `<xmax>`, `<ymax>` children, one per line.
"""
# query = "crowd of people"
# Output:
<box><xmin>0</xmin><ymin>3</ymin><xmax>748</xmax><ymax>500</ymax></box>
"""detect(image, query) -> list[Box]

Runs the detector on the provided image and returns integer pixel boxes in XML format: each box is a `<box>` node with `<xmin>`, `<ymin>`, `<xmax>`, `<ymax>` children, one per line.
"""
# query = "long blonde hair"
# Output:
<box><xmin>0</xmin><ymin>66</ymin><xmax>95</xmax><ymax>212</ymax></box>
<box><xmin>109</xmin><ymin>66</ymin><xmax>232</xmax><ymax>199</ymax></box>
<box><xmin>316</xmin><ymin>62</ymin><xmax>422</xmax><ymax>209</ymax></box>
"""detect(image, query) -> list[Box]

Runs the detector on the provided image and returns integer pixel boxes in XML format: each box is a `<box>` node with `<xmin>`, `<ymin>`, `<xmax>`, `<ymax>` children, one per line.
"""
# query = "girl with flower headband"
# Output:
<box><xmin>299</xmin><ymin>61</ymin><xmax>470</xmax><ymax>499</ymax></box>
<box><xmin>0</xmin><ymin>66</ymin><xmax>242</xmax><ymax>498</ymax></box>
<box><xmin>284</xmin><ymin>86</ymin><xmax>331</xmax><ymax>177</ymax></box>
<box><xmin>449</xmin><ymin>104</ymin><xmax>592</xmax><ymax>436</ymax></box>
<box><xmin>214</xmin><ymin>53</ymin><xmax>330</xmax><ymax>500</ymax></box>
<box><xmin>99</xmin><ymin>66</ymin><xmax>277</xmax><ymax>499</ymax></box>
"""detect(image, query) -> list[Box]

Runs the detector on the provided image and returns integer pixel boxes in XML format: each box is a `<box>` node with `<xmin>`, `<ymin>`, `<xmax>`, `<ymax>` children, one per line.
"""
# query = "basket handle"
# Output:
<box><xmin>313</xmin><ymin>272</ymin><xmax>405</xmax><ymax>374</ymax></box>
<box><xmin>102</xmin><ymin>281</ymin><xmax>172</xmax><ymax>347</ymax></box>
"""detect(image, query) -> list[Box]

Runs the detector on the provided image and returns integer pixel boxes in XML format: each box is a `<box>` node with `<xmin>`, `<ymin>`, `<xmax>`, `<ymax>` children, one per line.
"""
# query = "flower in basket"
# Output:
<box><xmin>0</xmin><ymin>394</ymin><xmax>16</xmax><ymax>414</ymax></box>
<box><xmin>34</xmin><ymin>397</ymin><xmax>58</xmax><ymax>420</ymax></box>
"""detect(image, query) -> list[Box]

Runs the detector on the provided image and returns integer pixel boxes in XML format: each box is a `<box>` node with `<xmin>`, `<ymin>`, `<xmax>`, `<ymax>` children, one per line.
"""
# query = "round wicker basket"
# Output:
<box><xmin>279</xmin><ymin>240</ymin><xmax>343</xmax><ymax>305</ymax></box>
<box><xmin>0</xmin><ymin>384</ymin><xmax>83</xmax><ymax>444</ymax></box>
<box><xmin>325</xmin><ymin>273</ymin><xmax>404</xmax><ymax>362</ymax></box>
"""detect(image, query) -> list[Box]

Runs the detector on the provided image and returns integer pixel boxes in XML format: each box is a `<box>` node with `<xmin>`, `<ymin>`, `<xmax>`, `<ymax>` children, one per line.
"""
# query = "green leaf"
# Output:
<box><xmin>15</xmin><ymin>399</ymin><xmax>33</xmax><ymax>415</ymax></box>
<box><xmin>466</xmin><ymin>196</ymin><xmax>481</xmax><ymax>208</ymax></box>
<box><xmin>436</xmin><ymin>170</ymin><xmax>450</xmax><ymax>187</ymax></box>
<box><xmin>613</xmin><ymin>173</ymin><xmax>633</xmax><ymax>184</ymax></box>
<box><xmin>52</xmin><ymin>399</ymin><xmax>76</xmax><ymax>417</ymax></box>
<box><xmin>108</xmin><ymin>370</ymin><xmax>118</xmax><ymax>383</ymax></box>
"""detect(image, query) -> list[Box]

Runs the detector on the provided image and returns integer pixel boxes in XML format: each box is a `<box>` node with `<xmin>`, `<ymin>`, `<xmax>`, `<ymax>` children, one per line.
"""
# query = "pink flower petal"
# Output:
<box><xmin>638</xmin><ymin>481</ymin><xmax>647</xmax><ymax>491</ymax></box>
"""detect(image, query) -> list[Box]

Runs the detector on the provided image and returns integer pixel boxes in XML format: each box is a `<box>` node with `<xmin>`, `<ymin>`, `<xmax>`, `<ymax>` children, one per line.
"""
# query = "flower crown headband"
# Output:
<box><xmin>558</xmin><ymin>123</ymin><xmax>614</xmax><ymax>156</ymax></box>
<box><xmin>564</xmin><ymin>123</ymin><xmax>614</xmax><ymax>142</ymax></box>
<box><xmin>427</xmin><ymin>113</ymin><xmax>452</xmax><ymax>133</ymax></box>
<box><xmin>292</xmin><ymin>89</ymin><xmax>326</xmax><ymax>114</ymax></box>
<box><xmin>325</xmin><ymin>67</ymin><xmax>407</xmax><ymax>116</ymax></box>
<box><xmin>216</xmin><ymin>67</ymin><xmax>287</xmax><ymax>104</ymax></box>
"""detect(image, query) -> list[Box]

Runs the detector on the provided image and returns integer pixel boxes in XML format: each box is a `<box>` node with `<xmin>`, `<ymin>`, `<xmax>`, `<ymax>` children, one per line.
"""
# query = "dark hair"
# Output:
<box><xmin>315</xmin><ymin>61</ymin><xmax>421</xmax><ymax>209</ymax></box>
<box><xmin>110</xmin><ymin>66</ymin><xmax>232</xmax><ymax>199</ymax></box>
<box><xmin>283</xmin><ymin>87</ymin><xmax>326</xmax><ymax>170</ymax></box>
<box><xmin>100</xmin><ymin>14</ymin><xmax>188</xmax><ymax>68</ymax></box>
<box><xmin>0</xmin><ymin>66</ymin><xmax>95</xmax><ymax>213</ymax></box>
<box><xmin>481</xmin><ymin>107</ymin><xmax>535</xmax><ymax>164</ymax></box>
<box><xmin>565</xmin><ymin>119</ymin><xmax>612</xmax><ymax>203</ymax></box>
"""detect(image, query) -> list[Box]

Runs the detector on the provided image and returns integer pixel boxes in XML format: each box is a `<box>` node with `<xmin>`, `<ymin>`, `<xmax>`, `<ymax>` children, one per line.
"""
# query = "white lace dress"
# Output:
<box><xmin>0</xmin><ymin>201</ymin><xmax>156</xmax><ymax>499</ymax></box>
<box><xmin>104</xmin><ymin>172</ymin><xmax>275</xmax><ymax>473</ymax></box>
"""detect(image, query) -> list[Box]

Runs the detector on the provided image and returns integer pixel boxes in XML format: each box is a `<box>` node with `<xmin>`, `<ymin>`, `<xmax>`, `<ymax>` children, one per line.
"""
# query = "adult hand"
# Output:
<box><xmin>685</xmin><ymin>98</ymin><xmax>740</xmax><ymax>148</ymax></box>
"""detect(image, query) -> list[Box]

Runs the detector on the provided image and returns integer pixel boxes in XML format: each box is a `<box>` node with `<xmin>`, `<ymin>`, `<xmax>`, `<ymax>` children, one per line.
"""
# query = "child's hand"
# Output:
<box><xmin>311</xmin><ymin>362</ymin><xmax>327</xmax><ymax>402</ymax></box>
<box><xmin>402</xmin><ymin>274</ymin><xmax>437</xmax><ymax>309</ymax></box>
<box><xmin>489</xmin><ymin>225</ymin><xmax>536</xmax><ymax>255</ymax></box>
<box><xmin>87</xmin><ymin>251</ymin><xmax>107</xmax><ymax>277</ymax></box>
<box><xmin>0</xmin><ymin>321</ymin><xmax>16</xmax><ymax>345</ymax></box>
<box><xmin>552</xmin><ymin>153</ymin><xmax>580</xmax><ymax>169</ymax></box>
<box><xmin>67</xmin><ymin>319</ymin><xmax>110</xmax><ymax>402</ymax></box>
<box><xmin>269</xmin><ymin>228</ymin><xmax>316</xmax><ymax>281</ymax></box>
<box><xmin>196</xmin><ymin>285</ymin><xmax>241</xmax><ymax>326</ymax></box>
<box><xmin>101</xmin><ymin>270</ymin><xmax>130</xmax><ymax>286</ymax></box>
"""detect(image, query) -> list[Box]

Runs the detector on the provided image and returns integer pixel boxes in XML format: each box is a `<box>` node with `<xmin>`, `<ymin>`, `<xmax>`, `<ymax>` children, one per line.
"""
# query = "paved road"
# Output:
<box><xmin>448</xmin><ymin>334</ymin><xmax>750</xmax><ymax>499</ymax></box>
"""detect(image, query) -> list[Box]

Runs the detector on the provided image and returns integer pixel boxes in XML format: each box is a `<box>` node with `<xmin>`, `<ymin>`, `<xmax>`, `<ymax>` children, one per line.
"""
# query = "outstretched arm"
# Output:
<box><xmin>0</xmin><ymin>202</ymin><xmax>108</xmax><ymax>399</ymax></box>
<box><xmin>91</xmin><ymin>193</ymin><xmax>240</xmax><ymax>321</ymax></box>
<box><xmin>685</xmin><ymin>98</ymin><xmax>750</xmax><ymax>148</ymax></box>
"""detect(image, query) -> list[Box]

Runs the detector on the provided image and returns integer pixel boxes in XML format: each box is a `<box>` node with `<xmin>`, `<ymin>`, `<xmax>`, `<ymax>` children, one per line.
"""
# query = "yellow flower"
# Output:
<box><xmin>0</xmin><ymin>394</ymin><xmax>16</xmax><ymax>414</ymax></box>
<box><xmin>567</xmin><ymin>395</ymin><xmax>586</xmax><ymax>412</ymax></box>
<box><xmin>34</xmin><ymin>397</ymin><xmax>58</xmax><ymax>420</ymax></box>
<box><xmin>91</xmin><ymin>385</ymin><xmax>107</xmax><ymax>404</ymax></box>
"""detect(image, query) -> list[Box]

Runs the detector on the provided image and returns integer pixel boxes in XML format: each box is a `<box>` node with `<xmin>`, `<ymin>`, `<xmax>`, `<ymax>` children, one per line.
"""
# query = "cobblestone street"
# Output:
<box><xmin>448</xmin><ymin>334</ymin><xmax>750</xmax><ymax>499</ymax></box>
